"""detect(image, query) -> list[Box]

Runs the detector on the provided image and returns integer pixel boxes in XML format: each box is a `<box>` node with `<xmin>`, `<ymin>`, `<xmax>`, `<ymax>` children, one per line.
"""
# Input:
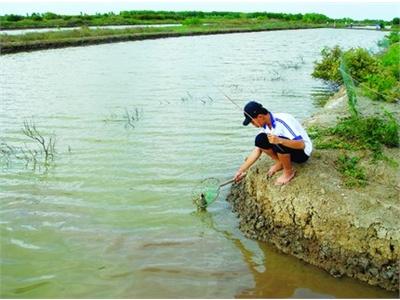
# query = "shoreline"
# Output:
<box><xmin>226</xmin><ymin>89</ymin><xmax>399</xmax><ymax>293</ymax></box>
<box><xmin>1</xmin><ymin>25</ymin><xmax>327</xmax><ymax>55</ymax></box>
<box><xmin>1</xmin><ymin>25</ymin><xmax>388</xmax><ymax>55</ymax></box>
<box><xmin>0</xmin><ymin>22</ymin><xmax>181</xmax><ymax>31</ymax></box>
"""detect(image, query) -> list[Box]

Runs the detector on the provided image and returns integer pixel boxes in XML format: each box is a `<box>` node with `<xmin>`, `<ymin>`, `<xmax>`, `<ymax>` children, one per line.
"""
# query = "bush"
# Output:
<box><xmin>311</xmin><ymin>112</ymin><xmax>399</xmax><ymax>155</ymax></box>
<box><xmin>182</xmin><ymin>17</ymin><xmax>202</xmax><ymax>26</ymax></box>
<box><xmin>379</xmin><ymin>43</ymin><xmax>400</xmax><ymax>78</ymax></box>
<box><xmin>313</xmin><ymin>44</ymin><xmax>399</xmax><ymax>103</ymax></box>
<box><xmin>331</xmin><ymin>114</ymin><xmax>399</xmax><ymax>152</ymax></box>
<box><xmin>30</xmin><ymin>13</ymin><xmax>43</xmax><ymax>21</ymax></box>
<box><xmin>312</xmin><ymin>46</ymin><xmax>343</xmax><ymax>84</ymax></box>
<box><xmin>362</xmin><ymin>70</ymin><xmax>400</xmax><ymax>102</ymax></box>
<box><xmin>5</xmin><ymin>14</ymin><xmax>24</xmax><ymax>22</ymax></box>
<box><xmin>43</xmin><ymin>12</ymin><xmax>59</xmax><ymax>20</ymax></box>
<box><xmin>312</xmin><ymin>46</ymin><xmax>379</xmax><ymax>84</ymax></box>
<box><xmin>387</xmin><ymin>31</ymin><xmax>399</xmax><ymax>45</ymax></box>
<box><xmin>342</xmin><ymin>48</ymin><xmax>380</xmax><ymax>82</ymax></box>
<box><xmin>302</xmin><ymin>13</ymin><xmax>329</xmax><ymax>23</ymax></box>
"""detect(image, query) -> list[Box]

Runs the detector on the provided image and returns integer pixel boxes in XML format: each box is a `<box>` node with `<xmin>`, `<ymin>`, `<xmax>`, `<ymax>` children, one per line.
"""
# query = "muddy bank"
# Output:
<box><xmin>227</xmin><ymin>89</ymin><xmax>400</xmax><ymax>292</ymax></box>
<box><xmin>0</xmin><ymin>25</ymin><xmax>326</xmax><ymax>54</ymax></box>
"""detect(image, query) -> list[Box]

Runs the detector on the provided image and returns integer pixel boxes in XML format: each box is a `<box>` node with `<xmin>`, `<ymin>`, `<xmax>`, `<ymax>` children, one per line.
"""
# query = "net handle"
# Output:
<box><xmin>219</xmin><ymin>172</ymin><xmax>247</xmax><ymax>188</ymax></box>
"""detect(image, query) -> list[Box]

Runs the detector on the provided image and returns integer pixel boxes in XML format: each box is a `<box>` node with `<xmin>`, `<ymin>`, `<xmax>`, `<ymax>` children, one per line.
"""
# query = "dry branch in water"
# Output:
<box><xmin>22</xmin><ymin>120</ymin><xmax>56</xmax><ymax>164</ymax></box>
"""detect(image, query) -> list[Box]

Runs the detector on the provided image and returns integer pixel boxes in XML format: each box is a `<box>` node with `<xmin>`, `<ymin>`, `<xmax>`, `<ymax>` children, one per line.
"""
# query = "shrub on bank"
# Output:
<box><xmin>312</xmin><ymin>46</ymin><xmax>380</xmax><ymax>85</ymax></box>
<box><xmin>312</xmin><ymin>35</ymin><xmax>400</xmax><ymax>103</ymax></box>
<box><xmin>311</xmin><ymin>45</ymin><xmax>342</xmax><ymax>84</ymax></box>
<box><xmin>310</xmin><ymin>112</ymin><xmax>399</xmax><ymax>153</ymax></box>
<box><xmin>362</xmin><ymin>70</ymin><xmax>399</xmax><ymax>102</ymax></box>
<box><xmin>379</xmin><ymin>43</ymin><xmax>400</xmax><ymax>78</ymax></box>
<box><xmin>182</xmin><ymin>18</ymin><xmax>202</xmax><ymax>26</ymax></box>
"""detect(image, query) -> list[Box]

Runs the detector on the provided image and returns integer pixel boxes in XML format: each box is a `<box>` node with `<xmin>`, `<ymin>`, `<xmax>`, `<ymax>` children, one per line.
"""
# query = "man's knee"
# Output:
<box><xmin>255</xmin><ymin>133</ymin><xmax>272</xmax><ymax>150</ymax></box>
<box><xmin>272</xmin><ymin>144</ymin><xmax>290</xmax><ymax>154</ymax></box>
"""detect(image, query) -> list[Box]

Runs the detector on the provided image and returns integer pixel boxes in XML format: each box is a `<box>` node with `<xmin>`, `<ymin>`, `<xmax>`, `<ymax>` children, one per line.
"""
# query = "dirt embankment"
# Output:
<box><xmin>227</xmin><ymin>88</ymin><xmax>400</xmax><ymax>292</ymax></box>
<box><xmin>1</xmin><ymin>26</ymin><xmax>326</xmax><ymax>55</ymax></box>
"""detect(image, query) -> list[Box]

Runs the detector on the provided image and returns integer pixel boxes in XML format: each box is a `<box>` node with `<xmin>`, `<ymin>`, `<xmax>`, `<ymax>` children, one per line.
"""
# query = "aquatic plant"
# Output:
<box><xmin>103</xmin><ymin>107</ymin><xmax>143</xmax><ymax>129</ymax></box>
<box><xmin>279</xmin><ymin>61</ymin><xmax>302</xmax><ymax>70</ymax></box>
<box><xmin>0</xmin><ymin>120</ymin><xmax>56</xmax><ymax>170</ymax></box>
<box><xmin>22</xmin><ymin>120</ymin><xmax>56</xmax><ymax>164</ymax></box>
<box><xmin>270</xmin><ymin>69</ymin><xmax>283</xmax><ymax>81</ymax></box>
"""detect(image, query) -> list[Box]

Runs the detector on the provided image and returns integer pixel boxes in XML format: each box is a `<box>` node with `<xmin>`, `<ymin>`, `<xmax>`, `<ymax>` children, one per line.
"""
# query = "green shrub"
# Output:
<box><xmin>43</xmin><ymin>12</ymin><xmax>59</xmax><ymax>20</ymax></box>
<box><xmin>342</xmin><ymin>48</ymin><xmax>380</xmax><ymax>82</ymax></box>
<box><xmin>310</xmin><ymin>112</ymin><xmax>399</xmax><ymax>187</ymax></box>
<box><xmin>312</xmin><ymin>46</ymin><xmax>343</xmax><ymax>84</ymax></box>
<box><xmin>311</xmin><ymin>113</ymin><xmax>399</xmax><ymax>156</ymax></box>
<box><xmin>387</xmin><ymin>31</ymin><xmax>399</xmax><ymax>45</ymax></box>
<box><xmin>302</xmin><ymin>13</ymin><xmax>329</xmax><ymax>23</ymax></box>
<box><xmin>362</xmin><ymin>70</ymin><xmax>399</xmax><ymax>102</ymax></box>
<box><xmin>379</xmin><ymin>43</ymin><xmax>400</xmax><ymax>78</ymax></box>
<box><xmin>182</xmin><ymin>18</ymin><xmax>202</xmax><ymax>26</ymax></box>
<box><xmin>312</xmin><ymin>46</ymin><xmax>379</xmax><ymax>84</ymax></box>
<box><xmin>5</xmin><ymin>14</ymin><xmax>24</xmax><ymax>22</ymax></box>
<box><xmin>30</xmin><ymin>13</ymin><xmax>43</xmax><ymax>21</ymax></box>
<box><xmin>332</xmin><ymin>114</ymin><xmax>399</xmax><ymax>151</ymax></box>
<box><xmin>313</xmin><ymin>43</ymin><xmax>399</xmax><ymax>103</ymax></box>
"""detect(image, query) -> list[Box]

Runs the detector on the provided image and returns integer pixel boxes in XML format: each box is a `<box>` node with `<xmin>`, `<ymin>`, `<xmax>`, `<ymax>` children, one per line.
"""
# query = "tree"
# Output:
<box><xmin>5</xmin><ymin>14</ymin><xmax>24</xmax><ymax>22</ymax></box>
<box><xmin>30</xmin><ymin>13</ymin><xmax>43</xmax><ymax>21</ymax></box>
<box><xmin>302</xmin><ymin>13</ymin><xmax>329</xmax><ymax>23</ymax></box>
<box><xmin>43</xmin><ymin>12</ymin><xmax>59</xmax><ymax>20</ymax></box>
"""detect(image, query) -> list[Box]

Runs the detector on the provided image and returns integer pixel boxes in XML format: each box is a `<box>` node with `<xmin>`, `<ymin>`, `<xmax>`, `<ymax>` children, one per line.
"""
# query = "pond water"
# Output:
<box><xmin>0</xmin><ymin>28</ymin><xmax>395</xmax><ymax>298</ymax></box>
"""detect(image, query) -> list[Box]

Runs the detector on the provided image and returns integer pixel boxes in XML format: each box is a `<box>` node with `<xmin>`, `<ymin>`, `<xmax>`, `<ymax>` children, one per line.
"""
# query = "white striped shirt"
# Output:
<box><xmin>260</xmin><ymin>112</ymin><xmax>313</xmax><ymax>156</ymax></box>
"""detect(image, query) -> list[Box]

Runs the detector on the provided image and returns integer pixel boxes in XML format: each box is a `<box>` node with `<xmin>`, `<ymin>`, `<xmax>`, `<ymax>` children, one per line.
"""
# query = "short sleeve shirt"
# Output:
<box><xmin>260</xmin><ymin>112</ymin><xmax>313</xmax><ymax>156</ymax></box>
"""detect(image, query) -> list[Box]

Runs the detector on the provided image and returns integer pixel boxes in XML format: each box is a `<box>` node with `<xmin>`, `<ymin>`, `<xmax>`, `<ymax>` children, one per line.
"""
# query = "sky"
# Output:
<box><xmin>0</xmin><ymin>0</ymin><xmax>399</xmax><ymax>21</ymax></box>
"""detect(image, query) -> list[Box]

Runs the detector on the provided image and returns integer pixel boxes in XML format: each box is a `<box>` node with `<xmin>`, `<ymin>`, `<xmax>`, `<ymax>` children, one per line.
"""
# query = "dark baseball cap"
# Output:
<box><xmin>242</xmin><ymin>101</ymin><xmax>268</xmax><ymax>126</ymax></box>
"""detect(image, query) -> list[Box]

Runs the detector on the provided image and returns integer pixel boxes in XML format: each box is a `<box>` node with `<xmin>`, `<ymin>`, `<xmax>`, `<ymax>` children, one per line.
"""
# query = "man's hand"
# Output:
<box><xmin>267</xmin><ymin>134</ymin><xmax>281</xmax><ymax>144</ymax></box>
<box><xmin>234</xmin><ymin>170</ymin><xmax>246</xmax><ymax>183</ymax></box>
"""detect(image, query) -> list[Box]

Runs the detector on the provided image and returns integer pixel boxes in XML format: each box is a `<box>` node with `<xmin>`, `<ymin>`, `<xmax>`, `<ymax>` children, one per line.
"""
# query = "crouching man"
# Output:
<box><xmin>234</xmin><ymin>101</ymin><xmax>312</xmax><ymax>185</ymax></box>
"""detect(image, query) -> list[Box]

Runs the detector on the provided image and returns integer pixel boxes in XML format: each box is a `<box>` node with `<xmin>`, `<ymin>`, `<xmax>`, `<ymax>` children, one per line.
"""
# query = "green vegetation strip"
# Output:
<box><xmin>3</xmin><ymin>9</ymin><xmax>398</xmax><ymax>54</ymax></box>
<box><xmin>0</xmin><ymin>21</ymin><xmax>327</xmax><ymax>54</ymax></box>
<box><xmin>309</xmin><ymin>113</ymin><xmax>399</xmax><ymax>187</ymax></box>
<box><xmin>0</xmin><ymin>10</ymin><xmax>367</xmax><ymax>30</ymax></box>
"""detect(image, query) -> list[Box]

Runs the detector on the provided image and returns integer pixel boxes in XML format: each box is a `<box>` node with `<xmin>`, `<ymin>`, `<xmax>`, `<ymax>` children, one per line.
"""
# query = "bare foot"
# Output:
<box><xmin>275</xmin><ymin>170</ymin><xmax>296</xmax><ymax>185</ymax></box>
<box><xmin>267</xmin><ymin>162</ymin><xmax>283</xmax><ymax>178</ymax></box>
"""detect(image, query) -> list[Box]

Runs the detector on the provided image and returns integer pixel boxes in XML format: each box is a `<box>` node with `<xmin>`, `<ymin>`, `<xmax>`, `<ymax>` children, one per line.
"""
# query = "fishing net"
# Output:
<box><xmin>191</xmin><ymin>178</ymin><xmax>220</xmax><ymax>211</ymax></box>
<box><xmin>339</xmin><ymin>56</ymin><xmax>358</xmax><ymax>117</ymax></box>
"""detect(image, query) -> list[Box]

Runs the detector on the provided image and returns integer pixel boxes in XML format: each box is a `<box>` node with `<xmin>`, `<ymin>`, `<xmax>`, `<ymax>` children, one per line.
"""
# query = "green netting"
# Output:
<box><xmin>191</xmin><ymin>178</ymin><xmax>220</xmax><ymax>211</ymax></box>
<box><xmin>339</xmin><ymin>57</ymin><xmax>358</xmax><ymax>117</ymax></box>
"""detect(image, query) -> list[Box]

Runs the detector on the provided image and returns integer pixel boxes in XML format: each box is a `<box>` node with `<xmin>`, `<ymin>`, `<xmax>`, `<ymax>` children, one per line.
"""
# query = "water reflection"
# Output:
<box><xmin>196</xmin><ymin>211</ymin><xmax>397</xmax><ymax>298</ymax></box>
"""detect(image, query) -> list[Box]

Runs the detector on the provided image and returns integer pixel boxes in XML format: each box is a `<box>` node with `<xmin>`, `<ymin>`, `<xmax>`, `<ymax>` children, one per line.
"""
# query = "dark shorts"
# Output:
<box><xmin>255</xmin><ymin>133</ymin><xmax>309</xmax><ymax>163</ymax></box>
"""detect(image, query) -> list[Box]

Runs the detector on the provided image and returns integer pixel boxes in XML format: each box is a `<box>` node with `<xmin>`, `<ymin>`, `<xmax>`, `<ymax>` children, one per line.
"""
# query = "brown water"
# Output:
<box><xmin>0</xmin><ymin>28</ymin><xmax>396</xmax><ymax>298</ymax></box>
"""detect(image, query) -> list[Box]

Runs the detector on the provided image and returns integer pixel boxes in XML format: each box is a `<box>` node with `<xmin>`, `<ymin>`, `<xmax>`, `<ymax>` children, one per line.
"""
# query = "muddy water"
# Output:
<box><xmin>0</xmin><ymin>28</ymin><xmax>395</xmax><ymax>298</ymax></box>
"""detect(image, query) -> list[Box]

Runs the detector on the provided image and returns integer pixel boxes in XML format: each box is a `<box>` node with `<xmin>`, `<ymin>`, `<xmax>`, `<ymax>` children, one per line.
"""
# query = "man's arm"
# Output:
<box><xmin>268</xmin><ymin>134</ymin><xmax>305</xmax><ymax>150</ymax></box>
<box><xmin>234</xmin><ymin>147</ymin><xmax>262</xmax><ymax>182</ymax></box>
